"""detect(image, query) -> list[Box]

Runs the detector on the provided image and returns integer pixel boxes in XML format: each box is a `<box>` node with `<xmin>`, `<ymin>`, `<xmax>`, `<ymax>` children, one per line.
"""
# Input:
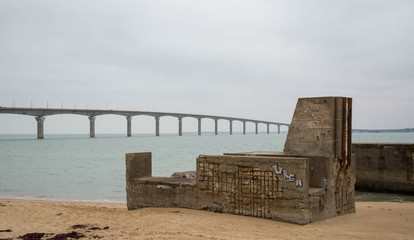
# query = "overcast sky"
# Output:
<box><xmin>0</xmin><ymin>0</ymin><xmax>413</xmax><ymax>134</ymax></box>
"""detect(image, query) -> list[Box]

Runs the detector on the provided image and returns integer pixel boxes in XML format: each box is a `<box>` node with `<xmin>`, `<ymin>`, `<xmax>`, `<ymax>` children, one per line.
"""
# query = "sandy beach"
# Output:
<box><xmin>1</xmin><ymin>198</ymin><xmax>413</xmax><ymax>240</ymax></box>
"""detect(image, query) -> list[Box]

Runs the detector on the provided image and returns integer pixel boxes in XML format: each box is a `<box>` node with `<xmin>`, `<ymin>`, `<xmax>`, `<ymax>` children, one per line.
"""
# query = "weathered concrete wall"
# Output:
<box><xmin>125</xmin><ymin>152</ymin><xmax>314</xmax><ymax>224</ymax></box>
<box><xmin>196</xmin><ymin>155</ymin><xmax>311</xmax><ymax>224</ymax></box>
<box><xmin>353</xmin><ymin>143</ymin><xmax>414</xmax><ymax>194</ymax></box>
<box><xmin>126</xmin><ymin>152</ymin><xmax>197</xmax><ymax>210</ymax></box>
<box><xmin>284</xmin><ymin>97</ymin><xmax>355</xmax><ymax>216</ymax></box>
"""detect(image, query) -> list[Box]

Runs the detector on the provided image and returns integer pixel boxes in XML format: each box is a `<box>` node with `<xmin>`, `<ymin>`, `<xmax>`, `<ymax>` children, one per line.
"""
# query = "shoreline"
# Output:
<box><xmin>3</xmin><ymin>189</ymin><xmax>414</xmax><ymax>204</ymax></box>
<box><xmin>0</xmin><ymin>196</ymin><xmax>126</xmax><ymax>204</ymax></box>
<box><xmin>1</xmin><ymin>198</ymin><xmax>414</xmax><ymax>240</ymax></box>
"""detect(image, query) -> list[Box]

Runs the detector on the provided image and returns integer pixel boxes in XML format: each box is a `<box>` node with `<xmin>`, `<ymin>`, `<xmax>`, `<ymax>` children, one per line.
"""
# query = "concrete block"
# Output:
<box><xmin>353</xmin><ymin>143</ymin><xmax>414</xmax><ymax>194</ymax></box>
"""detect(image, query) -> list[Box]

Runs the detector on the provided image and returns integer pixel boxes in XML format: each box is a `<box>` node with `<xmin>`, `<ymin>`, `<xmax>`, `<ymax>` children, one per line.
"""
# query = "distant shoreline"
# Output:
<box><xmin>353</xmin><ymin>128</ymin><xmax>414</xmax><ymax>133</ymax></box>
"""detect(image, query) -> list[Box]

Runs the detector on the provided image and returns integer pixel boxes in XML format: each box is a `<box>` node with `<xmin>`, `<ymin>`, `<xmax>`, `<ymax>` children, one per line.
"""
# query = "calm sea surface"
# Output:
<box><xmin>1</xmin><ymin>132</ymin><xmax>413</xmax><ymax>203</ymax></box>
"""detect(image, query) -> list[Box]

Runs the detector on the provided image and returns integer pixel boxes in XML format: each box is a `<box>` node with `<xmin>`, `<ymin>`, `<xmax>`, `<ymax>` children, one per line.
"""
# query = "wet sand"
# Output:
<box><xmin>1</xmin><ymin>198</ymin><xmax>413</xmax><ymax>240</ymax></box>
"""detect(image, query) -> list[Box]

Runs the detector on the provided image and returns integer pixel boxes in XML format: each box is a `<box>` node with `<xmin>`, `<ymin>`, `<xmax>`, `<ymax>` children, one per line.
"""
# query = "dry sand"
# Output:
<box><xmin>1</xmin><ymin>198</ymin><xmax>413</xmax><ymax>240</ymax></box>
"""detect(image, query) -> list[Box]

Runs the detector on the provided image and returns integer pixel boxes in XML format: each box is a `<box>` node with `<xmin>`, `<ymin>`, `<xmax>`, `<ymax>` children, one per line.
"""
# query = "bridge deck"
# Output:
<box><xmin>0</xmin><ymin>107</ymin><xmax>290</xmax><ymax>139</ymax></box>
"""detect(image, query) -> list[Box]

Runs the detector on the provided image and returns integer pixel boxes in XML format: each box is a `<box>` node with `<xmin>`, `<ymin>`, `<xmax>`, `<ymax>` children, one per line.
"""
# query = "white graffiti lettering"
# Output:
<box><xmin>288</xmin><ymin>173</ymin><xmax>295</xmax><ymax>182</ymax></box>
<box><xmin>272</xmin><ymin>163</ymin><xmax>283</xmax><ymax>174</ymax></box>
<box><xmin>282</xmin><ymin>169</ymin><xmax>289</xmax><ymax>179</ymax></box>
<box><xmin>271</xmin><ymin>163</ymin><xmax>303</xmax><ymax>188</ymax></box>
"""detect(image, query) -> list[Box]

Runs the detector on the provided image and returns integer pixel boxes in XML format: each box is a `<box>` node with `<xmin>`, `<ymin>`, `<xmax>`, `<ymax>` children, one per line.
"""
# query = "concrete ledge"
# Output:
<box><xmin>135</xmin><ymin>177</ymin><xmax>196</xmax><ymax>187</ymax></box>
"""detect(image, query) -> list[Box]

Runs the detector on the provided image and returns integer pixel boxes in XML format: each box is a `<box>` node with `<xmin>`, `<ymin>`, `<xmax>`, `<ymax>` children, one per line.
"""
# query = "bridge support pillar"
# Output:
<box><xmin>35</xmin><ymin>116</ymin><xmax>45</xmax><ymax>139</ymax></box>
<box><xmin>126</xmin><ymin>116</ymin><xmax>132</xmax><ymax>137</ymax></box>
<box><xmin>243</xmin><ymin>121</ymin><xmax>246</xmax><ymax>135</ymax></box>
<box><xmin>198</xmin><ymin>118</ymin><xmax>201</xmax><ymax>135</ymax></box>
<box><xmin>255</xmin><ymin>122</ymin><xmax>258</xmax><ymax>134</ymax></box>
<box><xmin>278</xmin><ymin>125</ymin><xmax>280</xmax><ymax>134</ymax></box>
<box><xmin>267</xmin><ymin>124</ymin><xmax>269</xmax><ymax>134</ymax></box>
<box><xmin>178</xmin><ymin>117</ymin><xmax>182</xmax><ymax>136</ymax></box>
<box><xmin>89</xmin><ymin>116</ymin><xmax>96</xmax><ymax>138</ymax></box>
<box><xmin>155</xmin><ymin>116</ymin><xmax>160</xmax><ymax>136</ymax></box>
<box><xmin>229</xmin><ymin>120</ymin><xmax>233</xmax><ymax>135</ymax></box>
<box><xmin>214</xmin><ymin>119</ymin><xmax>218</xmax><ymax>135</ymax></box>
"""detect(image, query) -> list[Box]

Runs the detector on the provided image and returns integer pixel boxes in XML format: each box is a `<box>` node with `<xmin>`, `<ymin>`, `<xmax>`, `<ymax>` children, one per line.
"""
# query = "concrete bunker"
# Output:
<box><xmin>126</xmin><ymin>97</ymin><xmax>355</xmax><ymax>225</ymax></box>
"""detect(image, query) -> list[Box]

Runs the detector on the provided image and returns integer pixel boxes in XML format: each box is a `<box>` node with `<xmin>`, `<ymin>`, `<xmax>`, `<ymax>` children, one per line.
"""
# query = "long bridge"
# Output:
<box><xmin>0</xmin><ymin>107</ymin><xmax>290</xmax><ymax>139</ymax></box>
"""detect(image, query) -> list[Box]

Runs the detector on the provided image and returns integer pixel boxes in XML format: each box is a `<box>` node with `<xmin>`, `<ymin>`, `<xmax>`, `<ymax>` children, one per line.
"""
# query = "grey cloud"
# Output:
<box><xmin>1</xmin><ymin>0</ymin><xmax>414</xmax><ymax>131</ymax></box>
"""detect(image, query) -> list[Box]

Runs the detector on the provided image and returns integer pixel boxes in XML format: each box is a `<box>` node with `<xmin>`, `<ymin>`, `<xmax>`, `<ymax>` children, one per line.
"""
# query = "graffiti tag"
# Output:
<box><xmin>272</xmin><ymin>163</ymin><xmax>303</xmax><ymax>188</ymax></box>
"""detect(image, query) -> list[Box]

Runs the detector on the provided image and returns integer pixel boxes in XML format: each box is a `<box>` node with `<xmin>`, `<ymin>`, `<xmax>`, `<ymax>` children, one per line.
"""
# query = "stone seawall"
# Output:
<box><xmin>353</xmin><ymin>143</ymin><xmax>414</xmax><ymax>194</ymax></box>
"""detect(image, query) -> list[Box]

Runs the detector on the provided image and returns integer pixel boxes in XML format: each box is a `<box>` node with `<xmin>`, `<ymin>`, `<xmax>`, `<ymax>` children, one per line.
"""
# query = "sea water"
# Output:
<box><xmin>0</xmin><ymin>132</ymin><xmax>413</xmax><ymax>203</ymax></box>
